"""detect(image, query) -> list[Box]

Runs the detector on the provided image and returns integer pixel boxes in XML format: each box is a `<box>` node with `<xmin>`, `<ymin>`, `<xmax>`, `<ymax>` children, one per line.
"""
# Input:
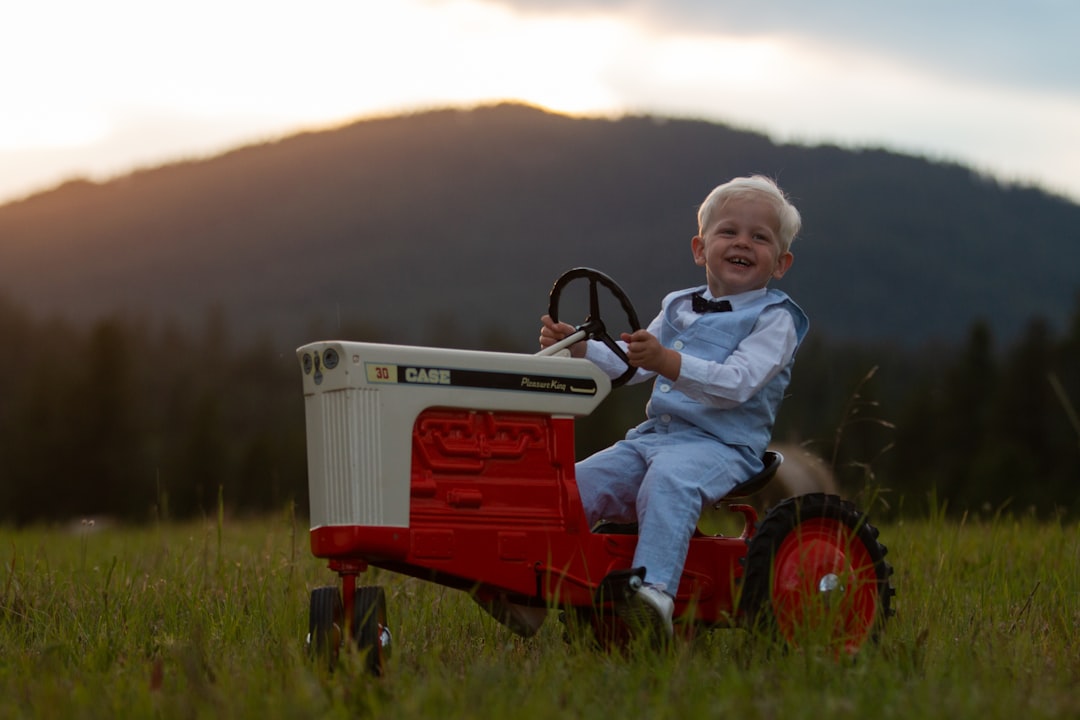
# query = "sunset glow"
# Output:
<box><xmin>1</xmin><ymin>0</ymin><xmax>1078</xmax><ymax>203</ymax></box>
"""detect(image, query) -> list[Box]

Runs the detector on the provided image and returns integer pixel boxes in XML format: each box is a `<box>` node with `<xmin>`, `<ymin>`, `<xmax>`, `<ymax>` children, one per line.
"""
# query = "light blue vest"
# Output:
<box><xmin>642</xmin><ymin>287</ymin><xmax>809</xmax><ymax>452</ymax></box>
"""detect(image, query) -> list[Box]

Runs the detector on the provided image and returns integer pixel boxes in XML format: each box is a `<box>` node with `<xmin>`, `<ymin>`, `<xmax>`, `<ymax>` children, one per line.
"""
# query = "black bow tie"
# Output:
<box><xmin>691</xmin><ymin>293</ymin><xmax>733</xmax><ymax>313</ymax></box>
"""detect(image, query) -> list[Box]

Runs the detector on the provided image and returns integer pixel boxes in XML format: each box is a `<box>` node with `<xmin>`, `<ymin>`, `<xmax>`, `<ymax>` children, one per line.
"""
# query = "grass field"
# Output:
<box><xmin>1</xmin><ymin>505</ymin><xmax>1077</xmax><ymax>719</ymax></box>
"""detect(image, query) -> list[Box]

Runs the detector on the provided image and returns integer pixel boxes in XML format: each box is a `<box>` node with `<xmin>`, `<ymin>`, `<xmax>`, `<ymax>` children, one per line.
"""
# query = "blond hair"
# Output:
<box><xmin>697</xmin><ymin>175</ymin><xmax>801</xmax><ymax>253</ymax></box>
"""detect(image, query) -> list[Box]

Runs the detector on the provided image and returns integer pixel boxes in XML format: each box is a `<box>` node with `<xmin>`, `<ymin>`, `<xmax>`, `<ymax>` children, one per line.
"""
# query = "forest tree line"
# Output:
<box><xmin>1</xmin><ymin>292</ymin><xmax>1079</xmax><ymax>526</ymax></box>
<box><xmin>784</xmin><ymin>295</ymin><xmax>1080</xmax><ymax>520</ymax></box>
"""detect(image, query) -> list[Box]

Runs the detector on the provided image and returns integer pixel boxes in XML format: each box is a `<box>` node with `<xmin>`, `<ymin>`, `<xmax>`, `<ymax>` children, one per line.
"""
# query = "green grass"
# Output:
<box><xmin>2</xmin><ymin>508</ymin><xmax>1078</xmax><ymax>719</ymax></box>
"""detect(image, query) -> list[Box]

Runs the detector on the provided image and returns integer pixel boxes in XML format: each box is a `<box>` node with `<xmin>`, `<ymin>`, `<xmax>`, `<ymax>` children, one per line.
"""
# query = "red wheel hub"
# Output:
<box><xmin>770</xmin><ymin>517</ymin><xmax>880</xmax><ymax>653</ymax></box>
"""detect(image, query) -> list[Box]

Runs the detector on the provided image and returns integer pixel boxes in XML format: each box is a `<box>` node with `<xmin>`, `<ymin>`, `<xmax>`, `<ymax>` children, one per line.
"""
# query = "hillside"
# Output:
<box><xmin>2</xmin><ymin>103</ymin><xmax>1078</xmax><ymax>354</ymax></box>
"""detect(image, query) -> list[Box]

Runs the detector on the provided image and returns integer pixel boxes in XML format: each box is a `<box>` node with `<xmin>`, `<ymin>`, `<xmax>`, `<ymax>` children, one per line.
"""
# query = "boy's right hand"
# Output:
<box><xmin>540</xmin><ymin>315</ymin><xmax>586</xmax><ymax>358</ymax></box>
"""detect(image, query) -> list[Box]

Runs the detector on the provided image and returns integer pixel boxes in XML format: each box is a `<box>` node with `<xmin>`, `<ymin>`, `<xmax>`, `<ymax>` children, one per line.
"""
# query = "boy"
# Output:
<box><xmin>540</xmin><ymin>175</ymin><xmax>809</xmax><ymax>641</ymax></box>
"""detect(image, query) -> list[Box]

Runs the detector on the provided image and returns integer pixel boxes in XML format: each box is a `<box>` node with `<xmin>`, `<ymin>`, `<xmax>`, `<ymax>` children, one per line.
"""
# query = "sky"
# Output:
<box><xmin>2</xmin><ymin>0</ymin><xmax>1079</xmax><ymax>206</ymax></box>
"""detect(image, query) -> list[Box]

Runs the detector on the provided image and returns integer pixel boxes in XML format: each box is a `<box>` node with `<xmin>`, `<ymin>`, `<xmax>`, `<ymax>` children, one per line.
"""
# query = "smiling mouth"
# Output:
<box><xmin>727</xmin><ymin>257</ymin><xmax>752</xmax><ymax>267</ymax></box>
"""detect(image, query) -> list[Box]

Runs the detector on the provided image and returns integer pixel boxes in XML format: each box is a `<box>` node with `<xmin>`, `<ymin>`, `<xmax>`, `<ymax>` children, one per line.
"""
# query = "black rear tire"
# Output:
<box><xmin>739</xmin><ymin>493</ymin><xmax>895</xmax><ymax>655</ymax></box>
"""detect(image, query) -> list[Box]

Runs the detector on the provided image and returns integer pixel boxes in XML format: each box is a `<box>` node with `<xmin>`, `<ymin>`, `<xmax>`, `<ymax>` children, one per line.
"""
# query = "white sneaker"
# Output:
<box><xmin>617</xmin><ymin>584</ymin><xmax>674</xmax><ymax>643</ymax></box>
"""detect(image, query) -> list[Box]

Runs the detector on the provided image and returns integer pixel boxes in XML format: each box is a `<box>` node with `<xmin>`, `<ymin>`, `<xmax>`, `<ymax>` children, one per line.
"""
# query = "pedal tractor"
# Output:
<box><xmin>299</xmin><ymin>268</ymin><xmax>895</xmax><ymax>674</ymax></box>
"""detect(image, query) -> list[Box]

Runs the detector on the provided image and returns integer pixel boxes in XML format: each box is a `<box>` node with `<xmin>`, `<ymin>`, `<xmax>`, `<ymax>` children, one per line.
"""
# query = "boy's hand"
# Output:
<box><xmin>540</xmin><ymin>315</ymin><xmax>586</xmax><ymax>358</ymax></box>
<box><xmin>621</xmin><ymin>329</ymin><xmax>681</xmax><ymax>380</ymax></box>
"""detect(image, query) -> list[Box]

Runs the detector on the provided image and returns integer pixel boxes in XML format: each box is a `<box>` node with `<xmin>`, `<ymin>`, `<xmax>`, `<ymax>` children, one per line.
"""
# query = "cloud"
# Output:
<box><xmin>445</xmin><ymin>0</ymin><xmax>1080</xmax><ymax>199</ymax></box>
<box><xmin>486</xmin><ymin>0</ymin><xmax>1080</xmax><ymax>95</ymax></box>
<box><xmin>2</xmin><ymin>0</ymin><xmax>1078</xmax><ymax>204</ymax></box>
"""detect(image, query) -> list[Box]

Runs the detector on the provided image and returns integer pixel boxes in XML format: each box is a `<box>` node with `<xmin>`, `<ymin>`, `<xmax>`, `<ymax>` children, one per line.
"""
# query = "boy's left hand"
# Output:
<box><xmin>620</xmin><ymin>329</ymin><xmax>681</xmax><ymax>380</ymax></box>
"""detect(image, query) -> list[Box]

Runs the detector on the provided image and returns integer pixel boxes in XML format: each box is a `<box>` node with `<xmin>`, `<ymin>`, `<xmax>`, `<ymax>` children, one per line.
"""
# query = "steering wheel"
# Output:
<box><xmin>548</xmin><ymin>267</ymin><xmax>642</xmax><ymax>388</ymax></box>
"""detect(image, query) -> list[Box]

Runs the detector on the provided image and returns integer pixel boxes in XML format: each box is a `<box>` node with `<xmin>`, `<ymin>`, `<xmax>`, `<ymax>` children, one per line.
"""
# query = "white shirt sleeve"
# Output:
<box><xmin>582</xmin><ymin>309</ymin><xmax>664</xmax><ymax>385</ymax></box>
<box><xmin>583</xmin><ymin>304</ymin><xmax>798</xmax><ymax>406</ymax></box>
<box><xmin>674</xmin><ymin>306</ymin><xmax>797</xmax><ymax>408</ymax></box>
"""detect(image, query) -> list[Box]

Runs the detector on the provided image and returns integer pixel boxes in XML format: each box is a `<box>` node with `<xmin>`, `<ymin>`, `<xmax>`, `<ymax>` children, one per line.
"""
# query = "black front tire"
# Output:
<box><xmin>352</xmin><ymin>586</ymin><xmax>391</xmax><ymax>676</ymax></box>
<box><xmin>307</xmin><ymin>586</ymin><xmax>343</xmax><ymax>669</ymax></box>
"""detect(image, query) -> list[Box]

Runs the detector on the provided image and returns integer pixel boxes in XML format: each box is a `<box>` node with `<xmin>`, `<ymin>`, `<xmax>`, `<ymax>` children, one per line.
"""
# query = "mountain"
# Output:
<box><xmin>2</xmin><ymin>103</ymin><xmax>1078</xmax><ymax>355</ymax></box>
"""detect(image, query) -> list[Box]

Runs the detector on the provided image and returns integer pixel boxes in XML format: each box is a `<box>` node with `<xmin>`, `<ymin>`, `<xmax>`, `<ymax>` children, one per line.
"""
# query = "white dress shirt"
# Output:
<box><xmin>584</xmin><ymin>287</ymin><xmax>798</xmax><ymax>409</ymax></box>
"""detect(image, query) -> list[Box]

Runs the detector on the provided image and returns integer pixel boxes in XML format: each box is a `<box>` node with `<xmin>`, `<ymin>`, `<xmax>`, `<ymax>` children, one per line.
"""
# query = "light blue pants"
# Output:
<box><xmin>576</xmin><ymin>419</ymin><xmax>760</xmax><ymax>594</ymax></box>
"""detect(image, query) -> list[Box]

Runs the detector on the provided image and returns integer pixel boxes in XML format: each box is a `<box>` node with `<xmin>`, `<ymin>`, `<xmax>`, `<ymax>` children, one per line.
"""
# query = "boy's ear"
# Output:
<box><xmin>691</xmin><ymin>235</ymin><xmax>706</xmax><ymax>266</ymax></box>
<box><xmin>772</xmin><ymin>251</ymin><xmax>794</xmax><ymax>279</ymax></box>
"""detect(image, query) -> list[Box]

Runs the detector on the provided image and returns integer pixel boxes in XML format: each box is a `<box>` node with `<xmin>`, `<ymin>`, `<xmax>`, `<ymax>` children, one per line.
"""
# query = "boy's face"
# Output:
<box><xmin>691</xmin><ymin>195</ymin><xmax>793</xmax><ymax>297</ymax></box>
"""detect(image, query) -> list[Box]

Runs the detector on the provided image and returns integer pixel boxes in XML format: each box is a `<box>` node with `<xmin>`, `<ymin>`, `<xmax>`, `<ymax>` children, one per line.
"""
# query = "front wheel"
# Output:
<box><xmin>352</xmin><ymin>586</ymin><xmax>392</xmax><ymax>676</ymax></box>
<box><xmin>306</xmin><ymin>585</ymin><xmax>392</xmax><ymax>675</ymax></box>
<box><xmin>739</xmin><ymin>493</ymin><xmax>895</xmax><ymax>655</ymax></box>
<box><xmin>307</xmin><ymin>586</ymin><xmax>344</xmax><ymax>670</ymax></box>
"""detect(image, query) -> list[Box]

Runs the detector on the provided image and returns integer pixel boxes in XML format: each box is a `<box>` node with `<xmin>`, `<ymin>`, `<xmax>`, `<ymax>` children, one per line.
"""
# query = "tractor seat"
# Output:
<box><xmin>592</xmin><ymin>450</ymin><xmax>783</xmax><ymax>535</ymax></box>
<box><xmin>725</xmin><ymin>449</ymin><xmax>783</xmax><ymax>500</ymax></box>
